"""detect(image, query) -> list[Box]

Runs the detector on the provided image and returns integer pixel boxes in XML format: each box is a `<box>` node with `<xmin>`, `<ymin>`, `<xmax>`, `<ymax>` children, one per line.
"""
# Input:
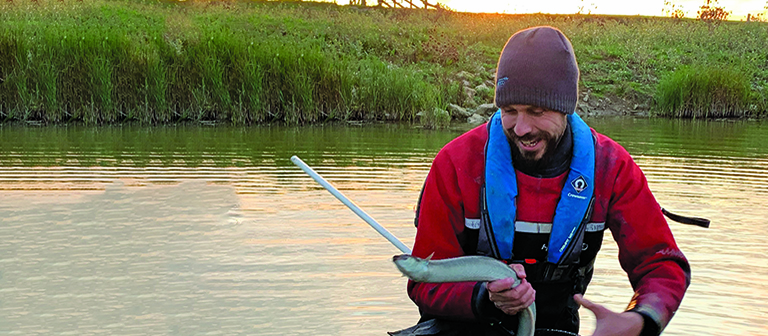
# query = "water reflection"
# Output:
<box><xmin>0</xmin><ymin>118</ymin><xmax>766</xmax><ymax>335</ymax></box>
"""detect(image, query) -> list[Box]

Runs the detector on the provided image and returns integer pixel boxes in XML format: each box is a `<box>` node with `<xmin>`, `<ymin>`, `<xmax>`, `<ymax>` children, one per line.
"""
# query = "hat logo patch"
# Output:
<box><xmin>571</xmin><ymin>175</ymin><xmax>588</xmax><ymax>193</ymax></box>
<box><xmin>497</xmin><ymin>77</ymin><xmax>508</xmax><ymax>89</ymax></box>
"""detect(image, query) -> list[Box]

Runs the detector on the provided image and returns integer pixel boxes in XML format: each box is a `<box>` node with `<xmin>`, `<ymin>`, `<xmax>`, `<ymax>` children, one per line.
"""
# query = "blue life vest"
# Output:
<box><xmin>482</xmin><ymin>110</ymin><xmax>595</xmax><ymax>265</ymax></box>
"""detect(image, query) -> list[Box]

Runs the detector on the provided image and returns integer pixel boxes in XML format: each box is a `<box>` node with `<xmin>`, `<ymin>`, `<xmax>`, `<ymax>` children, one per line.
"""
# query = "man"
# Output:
<box><xmin>399</xmin><ymin>26</ymin><xmax>690</xmax><ymax>336</ymax></box>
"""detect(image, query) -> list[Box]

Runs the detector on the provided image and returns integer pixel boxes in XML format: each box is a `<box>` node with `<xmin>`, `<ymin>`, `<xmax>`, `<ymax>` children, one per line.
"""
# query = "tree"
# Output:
<box><xmin>662</xmin><ymin>1</ymin><xmax>686</xmax><ymax>19</ymax></box>
<box><xmin>750</xmin><ymin>1</ymin><xmax>768</xmax><ymax>22</ymax></box>
<box><xmin>697</xmin><ymin>0</ymin><xmax>730</xmax><ymax>22</ymax></box>
<box><xmin>576</xmin><ymin>0</ymin><xmax>597</xmax><ymax>15</ymax></box>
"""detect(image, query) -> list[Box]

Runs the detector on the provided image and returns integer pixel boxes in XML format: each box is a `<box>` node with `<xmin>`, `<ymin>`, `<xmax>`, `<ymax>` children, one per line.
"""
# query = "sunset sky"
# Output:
<box><xmin>416</xmin><ymin>0</ymin><xmax>768</xmax><ymax>20</ymax></box>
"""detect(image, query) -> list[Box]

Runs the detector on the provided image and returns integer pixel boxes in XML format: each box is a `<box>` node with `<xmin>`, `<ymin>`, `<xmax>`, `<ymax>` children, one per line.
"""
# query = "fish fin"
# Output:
<box><xmin>426</xmin><ymin>252</ymin><xmax>435</xmax><ymax>262</ymax></box>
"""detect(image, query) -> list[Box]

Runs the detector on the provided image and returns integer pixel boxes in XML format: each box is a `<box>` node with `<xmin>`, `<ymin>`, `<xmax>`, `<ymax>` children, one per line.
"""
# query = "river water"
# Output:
<box><xmin>0</xmin><ymin>117</ymin><xmax>766</xmax><ymax>336</ymax></box>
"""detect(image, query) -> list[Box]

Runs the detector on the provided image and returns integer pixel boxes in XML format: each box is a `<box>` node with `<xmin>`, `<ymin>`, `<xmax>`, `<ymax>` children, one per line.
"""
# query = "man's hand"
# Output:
<box><xmin>486</xmin><ymin>264</ymin><xmax>535</xmax><ymax>315</ymax></box>
<box><xmin>574</xmin><ymin>294</ymin><xmax>644</xmax><ymax>336</ymax></box>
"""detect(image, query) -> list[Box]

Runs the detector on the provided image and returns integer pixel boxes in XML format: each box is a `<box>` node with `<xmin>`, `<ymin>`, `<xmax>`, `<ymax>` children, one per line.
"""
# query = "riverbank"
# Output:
<box><xmin>1</xmin><ymin>0</ymin><xmax>767</xmax><ymax>126</ymax></box>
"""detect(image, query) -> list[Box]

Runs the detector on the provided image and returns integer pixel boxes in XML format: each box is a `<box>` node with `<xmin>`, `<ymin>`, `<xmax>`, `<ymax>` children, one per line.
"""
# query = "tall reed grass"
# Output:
<box><xmin>1</xmin><ymin>0</ymin><xmax>767</xmax><ymax>124</ymax></box>
<box><xmin>0</xmin><ymin>0</ymin><xmax>456</xmax><ymax>125</ymax></box>
<box><xmin>654</xmin><ymin>65</ymin><xmax>752</xmax><ymax>118</ymax></box>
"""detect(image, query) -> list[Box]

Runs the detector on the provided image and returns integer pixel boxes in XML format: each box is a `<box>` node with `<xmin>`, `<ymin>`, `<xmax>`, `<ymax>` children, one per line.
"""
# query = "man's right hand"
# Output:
<box><xmin>486</xmin><ymin>264</ymin><xmax>536</xmax><ymax>315</ymax></box>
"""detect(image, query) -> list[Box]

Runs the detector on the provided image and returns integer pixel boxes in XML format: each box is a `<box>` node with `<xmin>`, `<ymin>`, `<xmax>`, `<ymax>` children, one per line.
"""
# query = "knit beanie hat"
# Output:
<box><xmin>494</xmin><ymin>26</ymin><xmax>579</xmax><ymax>114</ymax></box>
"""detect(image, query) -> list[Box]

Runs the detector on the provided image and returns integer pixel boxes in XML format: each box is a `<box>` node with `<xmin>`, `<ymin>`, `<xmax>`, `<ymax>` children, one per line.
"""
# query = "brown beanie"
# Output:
<box><xmin>494</xmin><ymin>26</ymin><xmax>580</xmax><ymax>114</ymax></box>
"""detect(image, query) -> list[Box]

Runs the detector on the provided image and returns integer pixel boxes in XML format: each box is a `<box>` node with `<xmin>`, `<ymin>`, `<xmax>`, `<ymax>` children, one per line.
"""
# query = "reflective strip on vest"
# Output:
<box><xmin>515</xmin><ymin>221</ymin><xmax>605</xmax><ymax>234</ymax></box>
<box><xmin>465</xmin><ymin>218</ymin><xmax>481</xmax><ymax>229</ymax></box>
<box><xmin>467</xmin><ymin>219</ymin><xmax>604</xmax><ymax>233</ymax></box>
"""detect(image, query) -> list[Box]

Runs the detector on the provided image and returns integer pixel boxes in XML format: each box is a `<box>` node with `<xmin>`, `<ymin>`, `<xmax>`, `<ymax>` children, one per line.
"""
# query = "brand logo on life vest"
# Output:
<box><xmin>571</xmin><ymin>175</ymin><xmax>588</xmax><ymax>193</ymax></box>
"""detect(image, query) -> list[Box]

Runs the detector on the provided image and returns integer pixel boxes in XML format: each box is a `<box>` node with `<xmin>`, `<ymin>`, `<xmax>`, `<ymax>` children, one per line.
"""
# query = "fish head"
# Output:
<box><xmin>392</xmin><ymin>254</ymin><xmax>431</xmax><ymax>282</ymax></box>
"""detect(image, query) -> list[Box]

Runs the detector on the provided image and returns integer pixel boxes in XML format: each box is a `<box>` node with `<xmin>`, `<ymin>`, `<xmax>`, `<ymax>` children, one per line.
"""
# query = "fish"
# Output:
<box><xmin>393</xmin><ymin>254</ymin><xmax>536</xmax><ymax>336</ymax></box>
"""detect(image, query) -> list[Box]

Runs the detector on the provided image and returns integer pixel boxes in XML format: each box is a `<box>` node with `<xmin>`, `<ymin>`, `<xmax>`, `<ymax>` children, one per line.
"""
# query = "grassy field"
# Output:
<box><xmin>1</xmin><ymin>0</ymin><xmax>767</xmax><ymax>125</ymax></box>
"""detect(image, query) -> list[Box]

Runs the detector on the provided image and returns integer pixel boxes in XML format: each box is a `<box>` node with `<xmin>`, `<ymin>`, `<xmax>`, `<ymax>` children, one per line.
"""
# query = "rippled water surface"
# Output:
<box><xmin>1</xmin><ymin>118</ymin><xmax>766</xmax><ymax>335</ymax></box>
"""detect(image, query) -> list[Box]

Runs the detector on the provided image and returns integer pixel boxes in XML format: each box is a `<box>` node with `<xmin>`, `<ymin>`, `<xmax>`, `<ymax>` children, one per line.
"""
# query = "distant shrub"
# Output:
<box><xmin>654</xmin><ymin>65</ymin><xmax>752</xmax><ymax>118</ymax></box>
<box><xmin>662</xmin><ymin>1</ymin><xmax>686</xmax><ymax>19</ymax></box>
<box><xmin>697</xmin><ymin>0</ymin><xmax>731</xmax><ymax>23</ymax></box>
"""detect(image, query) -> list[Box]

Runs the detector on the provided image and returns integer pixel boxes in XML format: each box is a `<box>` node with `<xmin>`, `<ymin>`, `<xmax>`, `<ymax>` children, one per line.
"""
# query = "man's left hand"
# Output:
<box><xmin>574</xmin><ymin>294</ymin><xmax>644</xmax><ymax>336</ymax></box>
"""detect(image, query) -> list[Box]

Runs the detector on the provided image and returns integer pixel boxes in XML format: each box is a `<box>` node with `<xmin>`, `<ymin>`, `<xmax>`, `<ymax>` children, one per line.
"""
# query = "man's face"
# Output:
<box><xmin>500</xmin><ymin>104</ymin><xmax>568</xmax><ymax>164</ymax></box>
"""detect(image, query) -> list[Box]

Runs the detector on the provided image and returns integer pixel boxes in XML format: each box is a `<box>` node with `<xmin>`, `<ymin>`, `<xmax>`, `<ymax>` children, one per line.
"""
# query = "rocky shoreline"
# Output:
<box><xmin>415</xmin><ymin>67</ymin><xmax>652</xmax><ymax>126</ymax></box>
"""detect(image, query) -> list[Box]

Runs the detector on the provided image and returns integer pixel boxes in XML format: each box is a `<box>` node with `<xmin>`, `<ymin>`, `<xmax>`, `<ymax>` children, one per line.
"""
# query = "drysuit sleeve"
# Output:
<box><xmin>407</xmin><ymin>149</ymin><xmax>481</xmax><ymax>320</ymax></box>
<box><xmin>606</xmin><ymin>148</ymin><xmax>691</xmax><ymax>336</ymax></box>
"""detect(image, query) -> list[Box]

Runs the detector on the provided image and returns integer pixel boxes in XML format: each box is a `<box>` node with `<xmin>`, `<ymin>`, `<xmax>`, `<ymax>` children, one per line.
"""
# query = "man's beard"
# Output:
<box><xmin>506</xmin><ymin>130</ymin><xmax>561</xmax><ymax>170</ymax></box>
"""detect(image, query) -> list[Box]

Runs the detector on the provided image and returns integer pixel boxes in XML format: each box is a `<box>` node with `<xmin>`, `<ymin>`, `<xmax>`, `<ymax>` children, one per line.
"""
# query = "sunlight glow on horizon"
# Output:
<box><xmin>431</xmin><ymin>0</ymin><xmax>768</xmax><ymax>20</ymax></box>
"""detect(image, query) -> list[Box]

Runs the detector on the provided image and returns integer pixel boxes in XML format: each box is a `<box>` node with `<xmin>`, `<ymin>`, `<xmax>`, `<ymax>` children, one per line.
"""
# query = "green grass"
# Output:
<box><xmin>654</xmin><ymin>65</ymin><xmax>752</xmax><ymax>118</ymax></box>
<box><xmin>1</xmin><ymin>0</ymin><xmax>767</xmax><ymax>125</ymax></box>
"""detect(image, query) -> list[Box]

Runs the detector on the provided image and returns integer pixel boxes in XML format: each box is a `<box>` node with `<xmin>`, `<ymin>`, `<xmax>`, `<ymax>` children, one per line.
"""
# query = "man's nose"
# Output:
<box><xmin>514</xmin><ymin>113</ymin><xmax>533</xmax><ymax>137</ymax></box>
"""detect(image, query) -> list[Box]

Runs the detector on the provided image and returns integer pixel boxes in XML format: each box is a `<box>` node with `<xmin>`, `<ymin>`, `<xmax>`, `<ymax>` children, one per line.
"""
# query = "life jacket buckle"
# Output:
<box><xmin>542</xmin><ymin>263</ymin><xmax>572</xmax><ymax>282</ymax></box>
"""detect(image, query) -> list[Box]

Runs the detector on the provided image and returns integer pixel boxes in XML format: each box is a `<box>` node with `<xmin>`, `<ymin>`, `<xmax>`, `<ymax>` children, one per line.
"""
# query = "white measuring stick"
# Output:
<box><xmin>290</xmin><ymin>155</ymin><xmax>412</xmax><ymax>254</ymax></box>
